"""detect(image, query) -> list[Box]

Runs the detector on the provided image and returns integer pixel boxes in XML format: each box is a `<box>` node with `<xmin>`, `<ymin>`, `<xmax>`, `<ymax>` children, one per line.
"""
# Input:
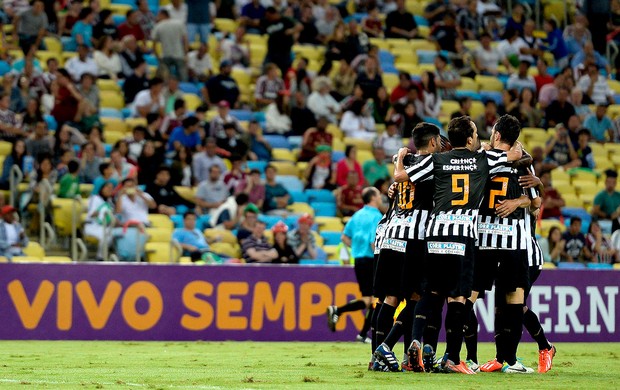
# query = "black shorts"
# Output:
<box><xmin>354</xmin><ymin>256</ymin><xmax>374</xmax><ymax>297</ymax></box>
<box><xmin>373</xmin><ymin>239</ymin><xmax>426</xmax><ymax>300</ymax></box>
<box><xmin>474</xmin><ymin>248</ymin><xmax>529</xmax><ymax>299</ymax></box>
<box><xmin>401</xmin><ymin>239</ymin><xmax>426</xmax><ymax>298</ymax></box>
<box><xmin>425</xmin><ymin>237</ymin><xmax>476</xmax><ymax>298</ymax></box>
<box><xmin>524</xmin><ymin>266</ymin><xmax>542</xmax><ymax>299</ymax></box>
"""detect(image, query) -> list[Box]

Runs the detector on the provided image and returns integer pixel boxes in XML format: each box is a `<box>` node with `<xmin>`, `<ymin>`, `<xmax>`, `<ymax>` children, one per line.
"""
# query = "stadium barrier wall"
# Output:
<box><xmin>0</xmin><ymin>263</ymin><xmax>617</xmax><ymax>342</ymax></box>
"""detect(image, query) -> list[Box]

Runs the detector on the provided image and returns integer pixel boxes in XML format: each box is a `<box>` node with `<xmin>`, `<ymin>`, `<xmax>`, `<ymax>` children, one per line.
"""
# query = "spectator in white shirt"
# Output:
<box><xmin>307</xmin><ymin>76</ymin><xmax>341</xmax><ymax>123</ymax></box>
<box><xmin>507</xmin><ymin>60</ymin><xmax>537</xmax><ymax>92</ymax></box>
<box><xmin>93</xmin><ymin>35</ymin><xmax>122</xmax><ymax>80</ymax></box>
<box><xmin>339</xmin><ymin>99</ymin><xmax>376</xmax><ymax>141</ymax></box>
<box><xmin>65</xmin><ymin>44</ymin><xmax>98</xmax><ymax>83</ymax></box>
<box><xmin>265</xmin><ymin>93</ymin><xmax>292</xmax><ymax>134</ymax></box>
<box><xmin>131</xmin><ymin>77</ymin><xmax>165</xmax><ymax>117</ymax></box>
<box><xmin>115</xmin><ymin>177</ymin><xmax>156</xmax><ymax>225</ymax></box>
<box><xmin>474</xmin><ymin>32</ymin><xmax>505</xmax><ymax>75</ymax></box>
<box><xmin>192</xmin><ymin>137</ymin><xmax>228</xmax><ymax>183</ymax></box>
<box><xmin>373</xmin><ymin>119</ymin><xmax>403</xmax><ymax>159</ymax></box>
<box><xmin>577</xmin><ymin>63</ymin><xmax>614</xmax><ymax>106</ymax></box>
<box><xmin>187</xmin><ymin>42</ymin><xmax>213</xmax><ymax>82</ymax></box>
<box><xmin>163</xmin><ymin>0</ymin><xmax>187</xmax><ymax>23</ymax></box>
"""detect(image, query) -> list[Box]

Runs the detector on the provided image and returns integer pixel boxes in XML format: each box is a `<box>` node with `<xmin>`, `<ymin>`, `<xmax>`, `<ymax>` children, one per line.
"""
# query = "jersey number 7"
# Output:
<box><xmin>488</xmin><ymin>177</ymin><xmax>509</xmax><ymax>208</ymax></box>
<box><xmin>451</xmin><ymin>174</ymin><xmax>470</xmax><ymax>206</ymax></box>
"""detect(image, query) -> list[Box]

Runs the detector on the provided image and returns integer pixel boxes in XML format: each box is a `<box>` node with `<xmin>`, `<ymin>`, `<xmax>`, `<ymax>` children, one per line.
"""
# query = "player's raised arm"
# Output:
<box><xmin>393</xmin><ymin>148</ymin><xmax>434</xmax><ymax>183</ymax></box>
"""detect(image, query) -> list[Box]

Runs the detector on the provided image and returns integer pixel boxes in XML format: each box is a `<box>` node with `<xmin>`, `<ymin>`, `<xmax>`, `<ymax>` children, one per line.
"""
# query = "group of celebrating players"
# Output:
<box><xmin>327</xmin><ymin>115</ymin><xmax>556</xmax><ymax>374</ymax></box>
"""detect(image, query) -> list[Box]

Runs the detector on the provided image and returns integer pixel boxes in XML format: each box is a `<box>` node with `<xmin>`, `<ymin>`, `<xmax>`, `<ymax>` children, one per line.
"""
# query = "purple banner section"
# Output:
<box><xmin>0</xmin><ymin>263</ymin><xmax>617</xmax><ymax>342</ymax></box>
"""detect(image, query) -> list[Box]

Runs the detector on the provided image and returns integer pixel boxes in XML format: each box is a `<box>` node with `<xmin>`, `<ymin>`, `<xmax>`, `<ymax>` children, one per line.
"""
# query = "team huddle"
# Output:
<box><xmin>327</xmin><ymin>115</ymin><xmax>556</xmax><ymax>374</ymax></box>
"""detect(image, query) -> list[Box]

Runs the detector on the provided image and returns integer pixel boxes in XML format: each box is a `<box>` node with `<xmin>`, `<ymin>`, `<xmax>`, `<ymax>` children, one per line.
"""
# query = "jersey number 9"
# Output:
<box><xmin>451</xmin><ymin>174</ymin><xmax>470</xmax><ymax>206</ymax></box>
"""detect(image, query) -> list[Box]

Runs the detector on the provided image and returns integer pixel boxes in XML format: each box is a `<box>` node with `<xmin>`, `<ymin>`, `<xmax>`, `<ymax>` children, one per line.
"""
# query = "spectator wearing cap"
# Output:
<box><xmin>14</xmin><ymin>0</ymin><xmax>47</xmax><ymax>56</ymax></box>
<box><xmin>507</xmin><ymin>60</ymin><xmax>537</xmax><ymax>92</ymax></box>
<box><xmin>195</xmin><ymin>165</ymin><xmax>229</xmax><ymax>215</ymax></box>
<box><xmin>584</xmin><ymin>104</ymin><xmax>615</xmax><ymax>142</ymax></box>
<box><xmin>173</xmin><ymin>211</ymin><xmax>212</xmax><ymax>262</ymax></box>
<box><xmin>131</xmin><ymin>77</ymin><xmax>165</xmax><ymax>118</ymax></box>
<box><xmin>429</xmin><ymin>12</ymin><xmax>459</xmax><ymax>53</ymax></box>
<box><xmin>545</xmin><ymin>86</ymin><xmax>576</xmax><ymax>128</ymax></box>
<box><xmin>337</xmin><ymin>170</ymin><xmax>364</xmax><ymax>217</ymax></box>
<box><xmin>144</xmin><ymin>166</ymin><xmax>190</xmax><ymax>216</ymax></box>
<box><xmin>305</xmin><ymin>145</ymin><xmax>336</xmax><ymax>190</ymax></box>
<box><xmin>386</xmin><ymin>0</ymin><xmax>417</xmax><ymax>39</ymax></box>
<box><xmin>167</xmin><ymin>116</ymin><xmax>201</xmax><ymax>153</ymax></box>
<box><xmin>152</xmin><ymin>9</ymin><xmax>189</xmax><ymax>81</ymax></box>
<box><xmin>245</xmin><ymin>120</ymin><xmax>272</xmax><ymax>161</ymax></box>
<box><xmin>203</xmin><ymin>60</ymin><xmax>240</xmax><ymax>108</ymax></box>
<box><xmin>307</xmin><ymin>77</ymin><xmax>341</xmax><ymax>123</ymax></box>
<box><xmin>65</xmin><ymin>44</ymin><xmax>98</xmax><ymax>83</ymax></box>
<box><xmin>288</xmin><ymin>213</ymin><xmax>325</xmax><ymax>261</ymax></box>
<box><xmin>209</xmin><ymin>100</ymin><xmax>242</xmax><ymax>139</ymax></box>
<box><xmin>237</xmin><ymin>203</ymin><xmax>260</xmax><ymax>242</ymax></box>
<box><xmin>272</xmin><ymin>221</ymin><xmax>299</xmax><ymax>264</ymax></box>
<box><xmin>0</xmin><ymin>205</ymin><xmax>28</xmax><ymax>259</ymax></box>
<box><xmin>242</xmin><ymin>220</ymin><xmax>279</xmax><ymax>263</ymax></box>
<box><xmin>363</xmin><ymin>145</ymin><xmax>390</xmax><ymax>186</ymax></box>
<box><xmin>299</xmin><ymin>117</ymin><xmax>333</xmax><ymax>162</ymax></box>
<box><xmin>577</xmin><ymin>63</ymin><xmax>615</xmax><ymax>106</ymax></box>
<box><xmin>255</xmin><ymin>63</ymin><xmax>286</xmax><ymax>109</ymax></box>
<box><xmin>264</xmin><ymin>164</ymin><xmax>292</xmax><ymax>216</ymax></box>
<box><xmin>593</xmin><ymin>170</ymin><xmax>620</xmax><ymax>232</ymax></box>
<box><xmin>434</xmin><ymin>54</ymin><xmax>460</xmax><ymax>100</ymax></box>
<box><xmin>192</xmin><ymin>137</ymin><xmax>227</xmax><ymax>183</ymax></box>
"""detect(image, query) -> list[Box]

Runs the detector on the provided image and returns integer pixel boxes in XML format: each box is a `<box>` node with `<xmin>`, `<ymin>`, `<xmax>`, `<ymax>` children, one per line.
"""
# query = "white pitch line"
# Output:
<box><xmin>0</xmin><ymin>378</ymin><xmax>226</xmax><ymax>389</ymax></box>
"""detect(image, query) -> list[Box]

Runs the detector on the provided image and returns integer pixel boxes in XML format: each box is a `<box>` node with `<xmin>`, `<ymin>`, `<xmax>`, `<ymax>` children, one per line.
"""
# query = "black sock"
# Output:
<box><xmin>463</xmin><ymin>300</ymin><xmax>478</xmax><ymax>363</ymax></box>
<box><xmin>383</xmin><ymin>300</ymin><xmax>415</xmax><ymax>350</ymax></box>
<box><xmin>359</xmin><ymin>305</ymin><xmax>374</xmax><ymax>339</ymax></box>
<box><xmin>494</xmin><ymin>304</ymin><xmax>506</xmax><ymax>363</ymax></box>
<box><xmin>401</xmin><ymin>300</ymin><xmax>416</xmax><ymax>354</ymax></box>
<box><xmin>337</xmin><ymin>299</ymin><xmax>366</xmax><ymax>314</ymax></box>
<box><xmin>375</xmin><ymin>303</ymin><xmax>396</xmax><ymax>347</ymax></box>
<box><xmin>423</xmin><ymin>294</ymin><xmax>444</xmax><ymax>352</ymax></box>
<box><xmin>371</xmin><ymin>302</ymin><xmax>382</xmax><ymax>352</ymax></box>
<box><xmin>411</xmin><ymin>295</ymin><xmax>430</xmax><ymax>342</ymax></box>
<box><xmin>504</xmin><ymin>303</ymin><xmax>524</xmax><ymax>366</ymax></box>
<box><xmin>523</xmin><ymin>307</ymin><xmax>552</xmax><ymax>351</ymax></box>
<box><xmin>445</xmin><ymin>301</ymin><xmax>466</xmax><ymax>363</ymax></box>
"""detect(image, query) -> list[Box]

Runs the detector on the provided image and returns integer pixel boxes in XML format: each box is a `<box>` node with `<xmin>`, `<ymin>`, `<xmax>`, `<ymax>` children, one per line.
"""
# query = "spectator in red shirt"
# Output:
<box><xmin>337</xmin><ymin>170</ymin><xmax>364</xmax><ymax>217</ymax></box>
<box><xmin>335</xmin><ymin>145</ymin><xmax>364</xmax><ymax>187</ymax></box>
<box><xmin>299</xmin><ymin>117</ymin><xmax>333</xmax><ymax>162</ymax></box>
<box><xmin>540</xmin><ymin>170</ymin><xmax>565</xmax><ymax>219</ymax></box>
<box><xmin>534</xmin><ymin>59</ymin><xmax>554</xmax><ymax>93</ymax></box>
<box><xmin>118</xmin><ymin>9</ymin><xmax>145</xmax><ymax>42</ymax></box>
<box><xmin>389</xmin><ymin>71</ymin><xmax>412</xmax><ymax>103</ymax></box>
<box><xmin>51</xmin><ymin>68</ymin><xmax>83</xmax><ymax>126</ymax></box>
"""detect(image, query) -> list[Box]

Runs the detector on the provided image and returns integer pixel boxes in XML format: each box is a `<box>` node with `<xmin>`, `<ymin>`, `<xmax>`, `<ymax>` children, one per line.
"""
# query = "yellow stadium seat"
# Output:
<box><xmin>210</xmin><ymin>242</ymin><xmax>241</xmax><ymax>258</ymax></box>
<box><xmin>23</xmin><ymin>242</ymin><xmax>45</xmax><ymax>258</ymax></box>
<box><xmin>35</xmin><ymin>50</ymin><xmax>59</xmax><ymax>68</ymax></box>
<box><xmin>614</xmin><ymin>263</ymin><xmax>620</xmax><ymax>270</ymax></box>
<box><xmin>417</xmin><ymin>26</ymin><xmax>430</xmax><ymax>39</ymax></box>
<box><xmin>570</xmin><ymin>169</ymin><xmax>599</xmax><ymax>183</ymax></box>
<box><xmin>174</xmin><ymin>186</ymin><xmax>196</xmax><ymax>203</ymax></box>
<box><xmin>243</xmin><ymin>34</ymin><xmax>268</xmax><ymax>46</ymax></box>
<box><xmin>124</xmin><ymin>117</ymin><xmax>147</xmax><ymax>132</ymax></box>
<box><xmin>409</xmin><ymin>39</ymin><xmax>436</xmax><ymax>52</ymax></box>
<box><xmin>603</xmin><ymin>143</ymin><xmax>620</xmax><ymax>157</ymax></box>
<box><xmin>43</xmin><ymin>36</ymin><xmax>62</xmax><ymax>53</ymax></box>
<box><xmin>332</xmin><ymin>138</ymin><xmax>345</xmax><ymax>152</ymax></box>
<box><xmin>311</xmin><ymin>231</ymin><xmax>324</xmax><ymax>247</ymax></box>
<box><xmin>344</xmin><ymin>137</ymin><xmax>372</xmax><ymax>152</ymax></box>
<box><xmin>293</xmin><ymin>45</ymin><xmax>325</xmax><ymax>61</ymax></box>
<box><xmin>287</xmin><ymin>202</ymin><xmax>314</xmax><ymax>216</ymax></box>
<box><xmin>323</xmin><ymin>245</ymin><xmax>339</xmax><ymax>261</ymax></box>
<box><xmin>0</xmin><ymin>256</ymin><xmax>8</xmax><ymax>263</ymax></box>
<box><xmin>145</xmin><ymin>242</ymin><xmax>180</xmax><ymax>263</ymax></box>
<box><xmin>542</xmin><ymin>262</ymin><xmax>556</xmax><ymax>269</ymax></box>
<box><xmin>326</xmin><ymin>124</ymin><xmax>343</xmax><ymax>140</ymax></box>
<box><xmin>43</xmin><ymin>256</ymin><xmax>72</xmax><ymax>263</ymax></box>
<box><xmin>9</xmin><ymin>49</ymin><xmax>23</xmax><ymax>61</ymax></box>
<box><xmin>369</xmin><ymin>38</ymin><xmax>390</xmax><ymax>51</ymax></box>
<box><xmin>97</xmin><ymin>78</ymin><xmax>121</xmax><ymax>92</ymax></box>
<box><xmin>61</xmin><ymin>51</ymin><xmax>77</xmax><ymax>65</ymax></box>
<box><xmin>607</xmin><ymin>104</ymin><xmax>620</xmax><ymax>120</ymax></box>
<box><xmin>12</xmin><ymin>256</ymin><xmax>44</xmax><ymax>263</ymax></box>
<box><xmin>231</xmin><ymin>68</ymin><xmax>251</xmax><ymax>88</ymax></box>
<box><xmin>608</xmin><ymin>80</ymin><xmax>620</xmax><ymax>94</ymax></box>
<box><xmin>441</xmin><ymin>100</ymin><xmax>460</xmax><ymax>117</ymax></box>
<box><xmin>315</xmin><ymin>216</ymin><xmax>344</xmax><ymax>231</ymax></box>
<box><xmin>458</xmin><ymin>77</ymin><xmax>478</xmax><ymax>92</ymax></box>
<box><xmin>52</xmin><ymin>198</ymin><xmax>83</xmax><ymax>237</ymax></box>
<box><xmin>101</xmin><ymin>117</ymin><xmax>128</xmax><ymax>133</ymax></box>
<box><xmin>386</xmin><ymin>38</ymin><xmax>410</xmax><ymax>50</ymax></box>
<box><xmin>214</xmin><ymin>18</ymin><xmax>239</xmax><ymax>34</ymax></box>
<box><xmin>249</xmin><ymin>44</ymin><xmax>267</xmax><ymax>67</ymax></box>
<box><xmin>475</xmin><ymin>75</ymin><xmax>504</xmax><ymax>92</ymax></box>
<box><xmin>572</xmin><ymin>180</ymin><xmax>599</xmax><ymax>196</ymax></box>
<box><xmin>553</xmin><ymin>181</ymin><xmax>574</xmax><ymax>195</ymax></box>
<box><xmin>99</xmin><ymin>91</ymin><xmax>125</xmax><ymax>109</ymax></box>
<box><xmin>550</xmin><ymin>168</ymin><xmax>570</xmax><ymax>183</ymax></box>
<box><xmin>103</xmin><ymin>130</ymin><xmax>126</xmax><ymax>145</ymax></box>
<box><xmin>594</xmin><ymin>158</ymin><xmax>615</xmax><ymax>171</ymax></box>
<box><xmin>148</xmin><ymin>214</ymin><xmax>174</xmax><ymax>230</ymax></box>
<box><xmin>469</xmin><ymin>101</ymin><xmax>484</xmax><ymax>118</ymax></box>
<box><xmin>272</xmin><ymin>149</ymin><xmax>296</xmax><ymax>162</ymax></box>
<box><xmin>357</xmin><ymin>150</ymin><xmax>374</xmax><ymax>164</ymax></box>
<box><xmin>296</xmin><ymin>161</ymin><xmax>308</xmax><ymax>178</ymax></box>
<box><xmin>563</xmin><ymin>193</ymin><xmax>584</xmax><ymax>208</ymax></box>
<box><xmin>146</xmin><ymin>227</ymin><xmax>172</xmax><ymax>243</ymax></box>
<box><xmin>109</xmin><ymin>3</ymin><xmax>132</xmax><ymax>15</ymax></box>
<box><xmin>204</xmin><ymin>228</ymin><xmax>238</xmax><ymax>245</ymax></box>
<box><xmin>269</xmin><ymin>161</ymin><xmax>297</xmax><ymax>176</ymax></box>
<box><xmin>392</xmin><ymin>48</ymin><xmax>418</xmax><ymax>64</ymax></box>
<box><xmin>183</xmin><ymin>94</ymin><xmax>203</xmax><ymax>111</ymax></box>
<box><xmin>0</xmin><ymin>140</ymin><xmax>12</xmax><ymax>156</ymax></box>
<box><xmin>463</xmin><ymin>40</ymin><xmax>480</xmax><ymax>51</ymax></box>
<box><xmin>395</xmin><ymin>63</ymin><xmax>421</xmax><ymax>76</ymax></box>
<box><xmin>539</xmin><ymin>219</ymin><xmax>565</xmax><ymax>238</ymax></box>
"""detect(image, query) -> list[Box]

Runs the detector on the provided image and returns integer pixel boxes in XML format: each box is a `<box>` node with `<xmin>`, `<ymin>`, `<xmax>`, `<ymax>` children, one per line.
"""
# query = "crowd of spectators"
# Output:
<box><xmin>0</xmin><ymin>0</ymin><xmax>620</xmax><ymax>265</ymax></box>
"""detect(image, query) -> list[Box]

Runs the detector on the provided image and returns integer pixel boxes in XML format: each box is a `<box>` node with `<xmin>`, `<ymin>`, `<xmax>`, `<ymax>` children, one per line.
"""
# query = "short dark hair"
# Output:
<box><xmin>99</xmin><ymin>162</ymin><xmax>111</xmax><ymax>175</ymax></box>
<box><xmin>570</xmin><ymin>216</ymin><xmax>582</xmax><ymax>225</ymax></box>
<box><xmin>447</xmin><ymin>116</ymin><xmax>474</xmax><ymax>148</ymax></box>
<box><xmin>146</xmin><ymin>113</ymin><xmax>160</xmax><ymax>125</ymax></box>
<box><xmin>173</xmin><ymin>98</ymin><xmax>186</xmax><ymax>111</ymax></box>
<box><xmin>68</xmin><ymin>160</ymin><xmax>80</xmax><ymax>174</ymax></box>
<box><xmin>182</xmin><ymin>116</ymin><xmax>199</xmax><ymax>128</ymax></box>
<box><xmin>265</xmin><ymin>164</ymin><xmax>276</xmax><ymax>172</ymax></box>
<box><xmin>605</xmin><ymin>169</ymin><xmax>618</xmax><ymax>179</ymax></box>
<box><xmin>362</xmin><ymin>187</ymin><xmax>378</xmax><ymax>204</ymax></box>
<box><xmin>149</xmin><ymin>77</ymin><xmax>164</xmax><ymax>88</ymax></box>
<box><xmin>133</xmin><ymin>125</ymin><xmax>146</xmax><ymax>134</ymax></box>
<box><xmin>156</xmin><ymin>165</ymin><xmax>171</xmax><ymax>174</ymax></box>
<box><xmin>411</xmin><ymin>122</ymin><xmax>440</xmax><ymax>149</ymax></box>
<box><xmin>493</xmin><ymin>114</ymin><xmax>521</xmax><ymax>146</ymax></box>
<box><xmin>577</xmin><ymin>128</ymin><xmax>591</xmax><ymax>138</ymax></box>
<box><xmin>184</xmin><ymin>211</ymin><xmax>197</xmax><ymax>219</ymax></box>
<box><xmin>223</xmin><ymin>122</ymin><xmax>236</xmax><ymax>130</ymax></box>
<box><xmin>436</xmin><ymin>54</ymin><xmax>448</xmax><ymax>64</ymax></box>
<box><xmin>158</xmin><ymin>9</ymin><xmax>170</xmax><ymax>18</ymax></box>
<box><xmin>345</xmin><ymin>144</ymin><xmax>356</xmax><ymax>158</ymax></box>
<box><xmin>235</xmin><ymin>193</ymin><xmax>249</xmax><ymax>205</ymax></box>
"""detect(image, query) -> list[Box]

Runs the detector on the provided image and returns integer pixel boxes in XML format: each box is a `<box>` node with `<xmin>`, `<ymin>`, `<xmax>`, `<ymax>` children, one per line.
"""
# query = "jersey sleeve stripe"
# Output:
<box><xmin>405</xmin><ymin>155</ymin><xmax>434</xmax><ymax>183</ymax></box>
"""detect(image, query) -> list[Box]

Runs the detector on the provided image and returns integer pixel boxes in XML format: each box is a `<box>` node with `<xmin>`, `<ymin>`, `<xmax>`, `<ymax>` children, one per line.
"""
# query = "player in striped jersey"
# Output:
<box><xmin>466</xmin><ymin>115</ymin><xmax>535</xmax><ymax>374</ymax></box>
<box><xmin>393</xmin><ymin>116</ymin><xmax>523</xmax><ymax>374</ymax></box>
<box><xmin>518</xmin><ymin>168</ymin><xmax>557</xmax><ymax>373</ymax></box>
<box><xmin>373</xmin><ymin>123</ymin><xmax>442</xmax><ymax>372</ymax></box>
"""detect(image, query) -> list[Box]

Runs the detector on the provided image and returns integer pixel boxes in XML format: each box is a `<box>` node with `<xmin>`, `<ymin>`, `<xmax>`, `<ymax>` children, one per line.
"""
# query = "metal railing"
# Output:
<box><xmin>38</xmin><ymin>179</ymin><xmax>55</xmax><ymax>249</ymax></box>
<box><xmin>71</xmin><ymin>196</ymin><xmax>87</xmax><ymax>262</ymax></box>
<box><xmin>100</xmin><ymin>208</ymin><xmax>115</xmax><ymax>262</ymax></box>
<box><xmin>8</xmin><ymin>164</ymin><xmax>23</xmax><ymax>208</ymax></box>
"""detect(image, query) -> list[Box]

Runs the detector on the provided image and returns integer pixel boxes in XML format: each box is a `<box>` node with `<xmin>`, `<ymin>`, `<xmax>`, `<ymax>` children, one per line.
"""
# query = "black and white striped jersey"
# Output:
<box><xmin>405</xmin><ymin>148</ymin><xmax>509</xmax><ymax>240</ymax></box>
<box><xmin>385</xmin><ymin>154</ymin><xmax>434</xmax><ymax>241</ymax></box>
<box><xmin>523</xmin><ymin>165</ymin><xmax>544</xmax><ymax>267</ymax></box>
<box><xmin>477</xmin><ymin>164</ymin><xmax>530</xmax><ymax>250</ymax></box>
<box><xmin>374</xmin><ymin>198</ymin><xmax>395</xmax><ymax>255</ymax></box>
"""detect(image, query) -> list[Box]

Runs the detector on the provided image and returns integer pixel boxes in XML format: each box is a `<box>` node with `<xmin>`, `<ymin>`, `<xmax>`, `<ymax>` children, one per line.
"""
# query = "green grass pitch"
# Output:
<box><xmin>0</xmin><ymin>341</ymin><xmax>618</xmax><ymax>389</ymax></box>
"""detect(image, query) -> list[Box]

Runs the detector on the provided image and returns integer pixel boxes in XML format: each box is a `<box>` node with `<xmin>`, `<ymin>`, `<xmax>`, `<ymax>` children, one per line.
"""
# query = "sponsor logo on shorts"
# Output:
<box><xmin>427</xmin><ymin>241</ymin><xmax>466</xmax><ymax>256</ymax></box>
<box><xmin>478</xmin><ymin>222</ymin><xmax>514</xmax><ymax>235</ymax></box>
<box><xmin>382</xmin><ymin>238</ymin><xmax>407</xmax><ymax>253</ymax></box>
<box><xmin>435</xmin><ymin>214</ymin><xmax>475</xmax><ymax>224</ymax></box>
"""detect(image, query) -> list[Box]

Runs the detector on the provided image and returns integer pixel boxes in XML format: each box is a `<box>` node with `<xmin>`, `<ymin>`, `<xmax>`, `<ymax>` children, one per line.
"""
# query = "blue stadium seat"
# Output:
<box><xmin>144</xmin><ymin>54</ymin><xmax>159</xmax><ymax>67</ymax></box>
<box><xmin>100</xmin><ymin>108</ymin><xmax>123</xmax><ymax>119</ymax></box>
<box><xmin>587</xmin><ymin>263</ymin><xmax>613</xmax><ymax>270</ymax></box>
<box><xmin>175</xmin><ymin>205</ymin><xmax>189</xmax><ymax>215</ymax></box>
<box><xmin>44</xmin><ymin>115</ymin><xmax>57</xmax><ymax>131</ymax></box>
<box><xmin>170</xmin><ymin>214</ymin><xmax>184</xmax><ymax>228</ymax></box>
<box><xmin>306</xmin><ymin>189</ymin><xmax>336</xmax><ymax>203</ymax></box>
<box><xmin>263</xmin><ymin>135</ymin><xmax>290</xmax><ymax>149</ymax></box>
<box><xmin>417</xmin><ymin>50</ymin><xmax>438</xmax><ymax>64</ymax></box>
<box><xmin>557</xmin><ymin>262</ymin><xmax>586</xmax><ymax>270</ymax></box>
<box><xmin>0</xmin><ymin>60</ymin><xmax>10</xmax><ymax>76</ymax></box>
<box><xmin>121</xmin><ymin>108</ymin><xmax>132</xmax><ymax>118</ymax></box>
<box><xmin>615</xmin><ymin>94</ymin><xmax>620</xmax><ymax>104</ymax></box>
<box><xmin>246</xmin><ymin>160</ymin><xmax>268</xmax><ymax>173</ymax></box>
<box><xmin>321</xmin><ymin>231</ymin><xmax>342</xmax><ymax>246</ymax></box>
<box><xmin>299</xmin><ymin>259</ymin><xmax>327</xmax><ymax>265</ymax></box>
<box><xmin>179</xmin><ymin>82</ymin><xmax>201</xmax><ymax>96</ymax></box>
<box><xmin>112</xmin><ymin>15</ymin><xmax>127</xmax><ymax>26</ymax></box>
<box><xmin>382</xmin><ymin>64</ymin><xmax>399</xmax><ymax>74</ymax></box>
<box><xmin>332</xmin><ymin>151</ymin><xmax>345</xmax><ymax>163</ymax></box>
<box><xmin>311</xmin><ymin>202</ymin><xmax>337</xmax><ymax>217</ymax></box>
<box><xmin>414</xmin><ymin>15</ymin><xmax>429</xmax><ymax>27</ymax></box>
<box><xmin>111</xmin><ymin>0</ymin><xmax>137</xmax><ymax>6</ymax></box>
<box><xmin>288</xmin><ymin>136</ymin><xmax>303</xmax><ymax>149</ymax></box>
<box><xmin>197</xmin><ymin>215</ymin><xmax>211</xmax><ymax>230</ymax></box>
<box><xmin>423</xmin><ymin>117</ymin><xmax>443</xmax><ymax>130</ymax></box>
<box><xmin>230</xmin><ymin>109</ymin><xmax>254</xmax><ymax>122</ymax></box>
<box><xmin>276</xmin><ymin>175</ymin><xmax>304</xmax><ymax>192</ymax></box>
<box><xmin>253</xmin><ymin>111</ymin><xmax>266</xmax><ymax>123</ymax></box>
<box><xmin>379</xmin><ymin>50</ymin><xmax>395</xmax><ymax>65</ymax></box>
<box><xmin>456</xmin><ymin>90</ymin><xmax>482</xmax><ymax>101</ymax></box>
<box><xmin>289</xmin><ymin>191</ymin><xmax>309</xmax><ymax>203</ymax></box>
<box><xmin>147</xmin><ymin>0</ymin><xmax>160</xmax><ymax>11</ymax></box>
<box><xmin>258</xmin><ymin>214</ymin><xmax>283</xmax><ymax>229</ymax></box>
<box><xmin>61</xmin><ymin>36</ymin><xmax>76</xmax><ymax>51</ymax></box>
<box><xmin>480</xmin><ymin>90</ymin><xmax>503</xmax><ymax>105</ymax></box>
